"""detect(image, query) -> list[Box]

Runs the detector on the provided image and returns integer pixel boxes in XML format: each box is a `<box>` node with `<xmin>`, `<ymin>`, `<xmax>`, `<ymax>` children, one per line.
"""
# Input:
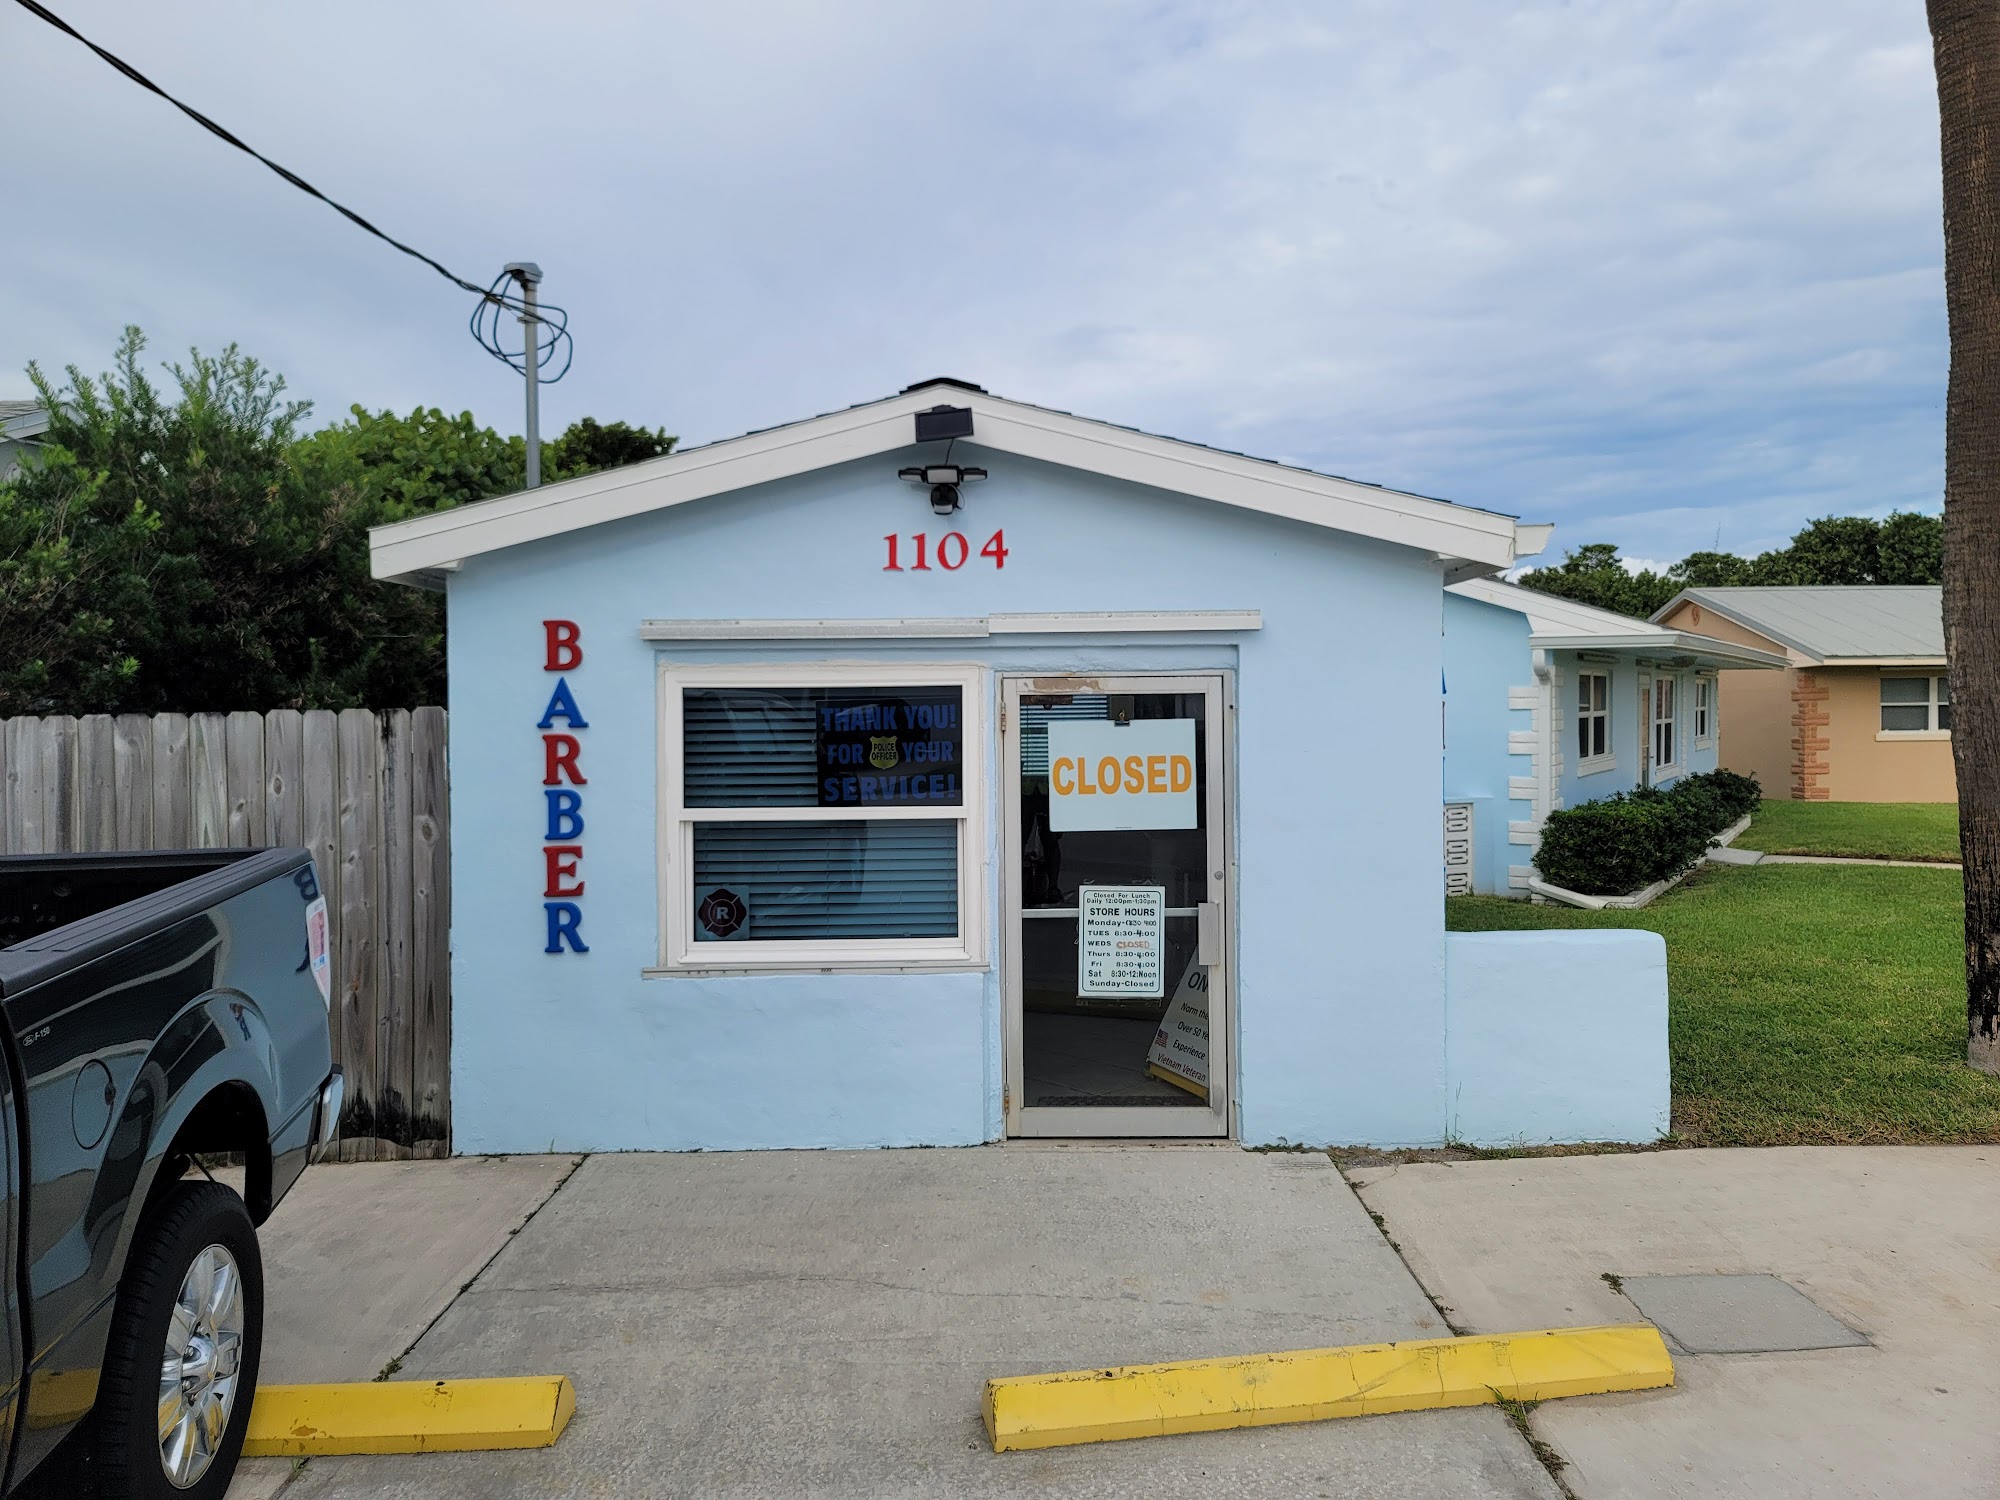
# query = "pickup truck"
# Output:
<box><xmin>0</xmin><ymin>848</ymin><xmax>339</xmax><ymax>1499</ymax></box>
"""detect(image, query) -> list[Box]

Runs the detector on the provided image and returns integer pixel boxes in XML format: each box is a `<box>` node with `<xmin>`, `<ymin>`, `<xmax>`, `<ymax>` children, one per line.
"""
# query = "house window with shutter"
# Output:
<box><xmin>1652</xmin><ymin>676</ymin><xmax>1679</xmax><ymax>774</ymax></box>
<box><xmin>1576</xmin><ymin>672</ymin><xmax>1613</xmax><ymax>774</ymax></box>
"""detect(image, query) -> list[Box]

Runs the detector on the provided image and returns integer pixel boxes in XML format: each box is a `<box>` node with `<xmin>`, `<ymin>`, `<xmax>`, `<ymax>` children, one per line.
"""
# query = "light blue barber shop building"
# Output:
<box><xmin>370</xmin><ymin>379</ymin><xmax>1671</xmax><ymax>1154</ymax></box>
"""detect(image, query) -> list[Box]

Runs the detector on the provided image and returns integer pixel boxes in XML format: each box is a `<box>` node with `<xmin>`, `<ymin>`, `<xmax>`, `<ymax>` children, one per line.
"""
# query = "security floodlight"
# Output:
<box><xmin>898</xmin><ymin>462</ymin><xmax>987</xmax><ymax>514</ymax></box>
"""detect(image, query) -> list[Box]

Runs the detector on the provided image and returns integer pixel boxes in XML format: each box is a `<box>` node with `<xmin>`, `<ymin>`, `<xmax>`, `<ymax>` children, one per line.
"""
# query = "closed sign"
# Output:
<box><xmin>1047</xmin><ymin>719</ymin><xmax>1197</xmax><ymax>831</ymax></box>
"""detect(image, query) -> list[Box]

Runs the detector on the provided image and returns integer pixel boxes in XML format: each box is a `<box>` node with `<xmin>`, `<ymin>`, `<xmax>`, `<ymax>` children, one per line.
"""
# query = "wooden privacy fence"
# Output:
<box><xmin>0</xmin><ymin>708</ymin><xmax>451</xmax><ymax>1159</ymax></box>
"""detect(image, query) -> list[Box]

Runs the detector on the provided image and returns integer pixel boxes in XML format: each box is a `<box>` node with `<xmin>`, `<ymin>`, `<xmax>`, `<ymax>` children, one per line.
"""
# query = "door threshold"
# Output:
<box><xmin>1001</xmin><ymin>1137</ymin><xmax>1239</xmax><ymax>1150</ymax></box>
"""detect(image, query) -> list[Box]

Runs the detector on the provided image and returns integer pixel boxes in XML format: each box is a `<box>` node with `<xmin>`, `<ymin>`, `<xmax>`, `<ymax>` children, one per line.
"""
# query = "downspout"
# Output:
<box><xmin>1532</xmin><ymin>647</ymin><xmax>1555</xmax><ymax>833</ymax></box>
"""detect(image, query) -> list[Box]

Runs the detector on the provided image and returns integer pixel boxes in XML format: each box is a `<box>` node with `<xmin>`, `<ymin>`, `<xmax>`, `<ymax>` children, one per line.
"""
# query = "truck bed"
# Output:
<box><xmin>0</xmin><ymin>850</ymin><xmax>263</xmax><ymax>949</ymax></box>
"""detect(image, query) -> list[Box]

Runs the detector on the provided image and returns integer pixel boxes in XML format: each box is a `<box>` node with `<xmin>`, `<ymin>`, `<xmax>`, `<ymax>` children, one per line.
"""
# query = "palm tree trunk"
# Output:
<box><xmin>1928</xmin><ymin>0</ymin><xmax>2000</xmax><ymax>1072</ymax></box>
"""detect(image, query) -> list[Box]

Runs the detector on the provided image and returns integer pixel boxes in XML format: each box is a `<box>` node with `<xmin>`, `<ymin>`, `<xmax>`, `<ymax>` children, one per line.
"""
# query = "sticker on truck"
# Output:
<box><xmin>305</xmin><ymin>896</ymin><xmax>331</xmax><ymax>1005</ymax></box>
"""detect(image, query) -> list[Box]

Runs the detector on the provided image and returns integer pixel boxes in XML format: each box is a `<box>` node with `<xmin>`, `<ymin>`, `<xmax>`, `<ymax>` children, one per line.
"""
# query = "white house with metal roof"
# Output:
<box><xmin>0</xmin><ymin>401</ymin><xmax>48</xmax><ymax>480</ymax></box>
<box><xmin>1653</xmin><ymin>586</ymin><xmax>1954</xmax><ymax>801</ymax></box>
<box><xmin>370</xmin><ymin>378</ymin><xmax>1672</xmax><ymax>1153</ymax></box>
<box><xmin>1443</xmin><ymin>578</ymin><xmax>1786</xmax><ymax>896</ymax></box>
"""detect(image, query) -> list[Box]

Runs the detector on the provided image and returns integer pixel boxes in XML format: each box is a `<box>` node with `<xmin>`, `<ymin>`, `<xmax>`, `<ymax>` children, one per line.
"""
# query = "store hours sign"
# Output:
<box><xmin>1077</xmin><ymin>884</ymin><xmax>1166</xmax><ymax>998</ymax></box>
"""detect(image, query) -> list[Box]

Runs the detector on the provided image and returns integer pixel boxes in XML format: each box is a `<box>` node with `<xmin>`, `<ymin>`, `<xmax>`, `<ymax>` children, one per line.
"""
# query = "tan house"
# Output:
<box><xmin>1651</xmin><ymin>586</ymin><xmax>1954</xmax><ymax>802</ymax></box>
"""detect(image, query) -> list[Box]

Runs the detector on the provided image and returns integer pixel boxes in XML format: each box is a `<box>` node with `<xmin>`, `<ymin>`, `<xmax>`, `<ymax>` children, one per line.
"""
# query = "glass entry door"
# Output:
<box><xmin>1002</xmin><ymin>674</ymin><xmax>1229</xmax><ymax>1137</ymax></box>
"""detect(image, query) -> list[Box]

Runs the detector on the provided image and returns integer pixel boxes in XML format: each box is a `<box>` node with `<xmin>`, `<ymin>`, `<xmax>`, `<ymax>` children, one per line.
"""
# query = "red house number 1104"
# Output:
<box><xmin>883</xmin><ymin>530</ymin><xmax>1008</xmax><ymax>571</ymax></box>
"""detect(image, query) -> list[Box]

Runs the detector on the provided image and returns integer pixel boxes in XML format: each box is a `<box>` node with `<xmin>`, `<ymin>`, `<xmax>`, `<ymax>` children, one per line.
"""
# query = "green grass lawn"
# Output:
<box><xmin>1449</xmin><ymin>863</ymin><xmax>2000</xmax><ymax>1146</ymax></box>
<box><xmin>1733</xmin><ymin>799</ymin><xmax>1961</xmax><ymax>862</ymax></box>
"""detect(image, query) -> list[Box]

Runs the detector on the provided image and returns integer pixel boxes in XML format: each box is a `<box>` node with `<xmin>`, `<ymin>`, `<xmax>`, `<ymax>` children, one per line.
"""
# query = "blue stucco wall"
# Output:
<box><xmin>443</xmin><ymin>444</ymin><xmax>1452</xmax><ymax>1152</ymax></box>
<box><xmin>1444</xmin><ymin>930</ymin><xmax>1670</xmax><ymax>1145</ymax></box>
<box><xmin>1554</xmin><ymin>654</ymin><xmax>1714</xmax><ymax>810</ymax></box>
<box><xmin>1557</xmin><ymin>650</ymin><xmax>1641</xmax><ymax>808</ymax></box>
<box><xmin>1442</xmin><ymin>593</ymin><xmax>1534</xmax><ymax>895</ymax></box>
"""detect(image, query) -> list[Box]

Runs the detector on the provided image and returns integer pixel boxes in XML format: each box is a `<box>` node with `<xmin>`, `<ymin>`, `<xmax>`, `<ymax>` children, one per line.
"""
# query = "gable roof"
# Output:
<box><xmin>1450</xmin><ymin>577</ymin><xmax>1787</xmax><ymax>669</ymax></box>
<box><xmin>1651</xmin><ymin>586</ymin><xmax>1943</xmax><ymax>663</ymax></box>
<box><xmin>370</xmin><ymin>379</ymin><xmax>1545</xmax><ymax>587</ymax></box>
<box><xmin>0</xmin><ymin>400</ymin><xmax>48</xmax><ymax>440</ymax></box>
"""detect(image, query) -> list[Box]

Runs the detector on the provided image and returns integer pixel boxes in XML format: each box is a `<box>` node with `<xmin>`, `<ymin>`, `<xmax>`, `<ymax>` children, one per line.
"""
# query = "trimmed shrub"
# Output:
<box><xmin>1703</xmin><ymin>768</ymin><xmax>1763</xmax><ymax>823</ymax></box>
<box><xmin>1532</xmin><ymin>769</ymin><xmax>1763</xmax><ymax>896</ymax></box>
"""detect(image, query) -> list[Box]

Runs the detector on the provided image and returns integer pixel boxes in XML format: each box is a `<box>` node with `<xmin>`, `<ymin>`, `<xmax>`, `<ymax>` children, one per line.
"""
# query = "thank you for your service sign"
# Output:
<box><xmin>1046</xmin><ymin>719</ymin><xmax>1196</xmax><ymax>831</ymax></box>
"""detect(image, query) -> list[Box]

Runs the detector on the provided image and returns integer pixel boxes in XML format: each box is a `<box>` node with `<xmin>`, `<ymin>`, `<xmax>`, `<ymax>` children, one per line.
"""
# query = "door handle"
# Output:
<box><xmin>1197</xmin><ymin>902</ymin><xmax>1222</xmax><ymax>966</ymax></box>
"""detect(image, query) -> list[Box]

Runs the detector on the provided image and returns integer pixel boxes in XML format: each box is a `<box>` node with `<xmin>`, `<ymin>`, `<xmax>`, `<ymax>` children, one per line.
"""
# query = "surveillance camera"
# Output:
<box><xmin>900</xmin><ymin>461</ymin><xmax>985</xmax><ymax>512</ymax></box>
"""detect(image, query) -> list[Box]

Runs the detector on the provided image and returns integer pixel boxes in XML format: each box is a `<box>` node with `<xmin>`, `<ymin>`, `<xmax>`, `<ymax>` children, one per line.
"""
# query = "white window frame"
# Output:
<box><xmin>1576</xmin><ymin>671</ymin><xmax>1615</xmax><ymax>776</ymax></box>
<box><xmin>653</xmin><ymin>660</ymin><xmax>987</xmax><ymax>974</ymax></box>
<box><xmin>1693</xmin><ymin>675</ymin><xmax>1715</xmax><ymax>748</ymax></box>
<box><xmin>1876</xmin><ymin>673</ymin><xmax>1952</xmax><ymax>740</ymax></box>
<box><xmin>1651</xmin><ymin>674</ymin><xmax>1681</xmax><ymax>778</ymax></box>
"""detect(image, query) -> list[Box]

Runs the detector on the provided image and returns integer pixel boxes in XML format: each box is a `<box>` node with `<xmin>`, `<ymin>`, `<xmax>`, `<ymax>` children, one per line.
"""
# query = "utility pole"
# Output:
<box><xmin>505</xmin><ymin>261</ymin><xmax>544</xmax><ymax>488</ymax></box>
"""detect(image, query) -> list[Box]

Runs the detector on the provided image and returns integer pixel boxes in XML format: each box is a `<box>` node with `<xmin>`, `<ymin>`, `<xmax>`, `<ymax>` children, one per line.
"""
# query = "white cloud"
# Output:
<box><xmin>0</xmin><ymin>0</ymin><xmax>1945</xmax><ymax>561</ymax></box>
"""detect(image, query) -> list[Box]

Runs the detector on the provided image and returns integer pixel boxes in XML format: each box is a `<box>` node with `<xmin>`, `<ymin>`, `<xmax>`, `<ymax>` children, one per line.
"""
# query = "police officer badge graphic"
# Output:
<box><xmin>868</xmin><ymin>734</ymin><xmax>901</xmax><ymax>771</ymax></box>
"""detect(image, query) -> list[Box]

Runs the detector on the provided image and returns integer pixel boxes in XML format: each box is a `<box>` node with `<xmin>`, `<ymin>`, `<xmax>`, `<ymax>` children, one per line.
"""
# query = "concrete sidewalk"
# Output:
<box><xmin>1350</xmin><ymin>1146</ymin><xmax>2000</xmax><ymax>1500</ymax></box>
<box><xmin>289</xmin><ymin>1146</ymin><xmax>1562</xmax><ymax>1499</ymax></box>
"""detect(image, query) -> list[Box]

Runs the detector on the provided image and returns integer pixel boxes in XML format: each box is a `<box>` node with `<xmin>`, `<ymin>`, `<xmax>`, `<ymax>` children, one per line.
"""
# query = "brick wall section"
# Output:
<box><xmin>1790</xmin><ymin>670</ymin><xmax>1831</xmax><ymax>800</ymax></box>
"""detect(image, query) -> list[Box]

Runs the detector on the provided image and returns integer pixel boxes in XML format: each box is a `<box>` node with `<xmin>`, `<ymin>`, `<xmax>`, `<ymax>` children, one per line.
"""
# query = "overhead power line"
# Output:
<box><xmin>11</xmin><ymin>0</ymin><xmax>571</xmax><ymax>383</ymax></box>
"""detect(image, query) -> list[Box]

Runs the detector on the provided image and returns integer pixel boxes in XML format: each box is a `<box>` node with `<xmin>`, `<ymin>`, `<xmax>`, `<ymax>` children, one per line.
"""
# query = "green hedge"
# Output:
<box><xmin>1533</xmin><ymin>769</ymin><xmax>1762</xmax><ymax>896</ymax></box>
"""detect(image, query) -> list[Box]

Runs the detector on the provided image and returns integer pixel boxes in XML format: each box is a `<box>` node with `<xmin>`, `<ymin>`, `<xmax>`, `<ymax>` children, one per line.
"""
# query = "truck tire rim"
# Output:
<box><xmin>158</xmin><ymin>1244</ymin><xmax>245</xmax><ymax>1488</ymax></box>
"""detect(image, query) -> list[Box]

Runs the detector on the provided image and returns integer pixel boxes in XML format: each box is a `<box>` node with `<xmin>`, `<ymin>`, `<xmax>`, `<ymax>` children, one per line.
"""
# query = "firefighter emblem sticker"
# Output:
<box><xmin>696</xmin><ymin>887</ymin><xmax>749</xmax><ymax>940</ymax></box>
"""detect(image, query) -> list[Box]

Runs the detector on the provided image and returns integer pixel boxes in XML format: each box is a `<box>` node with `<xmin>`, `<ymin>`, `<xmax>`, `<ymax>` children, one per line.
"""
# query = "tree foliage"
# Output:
<box><xmin>1515</xmin><ymin>511</ymin><xmax>1946</xmax><ymax>619</ymax></box>
<box><xmin>548</xmin><ymin>417</ymin><xmax>675</xmax><ymax>477</ymax></box>
<box><xmin>0</xmin><ymin>328</ymin><xmax>676</xmax><ymax>715</ymax></box>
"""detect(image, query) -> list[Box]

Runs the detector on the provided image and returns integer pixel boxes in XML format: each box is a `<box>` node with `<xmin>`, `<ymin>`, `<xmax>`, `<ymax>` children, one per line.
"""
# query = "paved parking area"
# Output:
<box><xmin>287</xmin><ymin>1146</ymin><xmax>1560</xmax><ymax>1498</ymax></box>
<box><xmin>224</xmin><ymin>1154</ymin><xmax>578</xmax><ymax>1499</ymax></box>
<box><xmin>1349</xmin><ymin>1146</ymin><xmax>2000</xmax><ymax>1500</ymax></box>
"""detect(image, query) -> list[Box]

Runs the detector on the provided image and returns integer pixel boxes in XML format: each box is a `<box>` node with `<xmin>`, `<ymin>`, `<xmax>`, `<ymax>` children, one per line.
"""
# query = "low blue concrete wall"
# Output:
<box><xmin>1443</xmin><ymin>930</ymin><xmax>1670</xmax><ymax>1146</ymax></box>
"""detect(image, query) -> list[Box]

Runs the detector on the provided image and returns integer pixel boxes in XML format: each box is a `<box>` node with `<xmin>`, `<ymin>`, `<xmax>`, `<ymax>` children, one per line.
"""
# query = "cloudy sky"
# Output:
<box><xmin>4</xmin><ymin>1</ymin><xmax>1945</xmax><ymax>564</ymax></box>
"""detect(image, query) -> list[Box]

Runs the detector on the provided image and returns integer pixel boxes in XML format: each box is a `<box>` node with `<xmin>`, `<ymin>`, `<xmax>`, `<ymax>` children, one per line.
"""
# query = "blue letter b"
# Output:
<box><xmin>545</xmin><ymin>788</ymin><xmax>584</xmax><ymax>840</ymax></box>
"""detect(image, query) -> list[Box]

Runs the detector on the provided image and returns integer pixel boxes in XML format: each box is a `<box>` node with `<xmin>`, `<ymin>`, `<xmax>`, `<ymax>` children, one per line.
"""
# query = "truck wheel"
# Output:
<box><xmin>94</xmin><ymin>1180</ymin><xmax>264</xmax><ymax>1497</ymax></box>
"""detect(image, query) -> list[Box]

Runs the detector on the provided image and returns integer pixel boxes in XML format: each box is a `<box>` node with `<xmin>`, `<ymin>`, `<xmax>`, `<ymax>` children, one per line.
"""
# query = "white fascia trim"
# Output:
<box><xmin>374</xmin><ymin>398</ymin><xmax>914</xmax><ymax>581</ymax></box>
<box><xmin>638</xmin><ymin>609</ymin><xmax>1262</xmax><ymax>641</ymax></box>
<box><xmin>1528</xmin><ymin>631</ymin><xmax>1788</xmax><ymax>669</ymax></box>
<box><xmin>1834</xmin><ymin>657</ymin><xmax>1950</xmax><ymax>668</ymax></box>
<box><xmin>964</xmin><ymin>404</ymin><xmax>1518</xmax><ymax>564</ymax></box>
<box><xmin>988</xmin><ymin>609</ymin><xmax>1260</xmax><ymax>634</ymax></box>
<box><xmin>642</xmin><ymin>617</ymin><xmax>988</xmax><ymax>641</ymax></box>
<box><xmin>371</xmin><ymin>387</ymin><xmax>1523</xmax><ymax>582</ymax></box>
<box><xmin>1450</xmin><ymin>576</ymin><xmax>1655</xmax><ymax>638</ymax></box>
<box><xmin>1512</xmin><ymin>522</ymin><xmax>1555</xmax><ymax>557</ymax></box>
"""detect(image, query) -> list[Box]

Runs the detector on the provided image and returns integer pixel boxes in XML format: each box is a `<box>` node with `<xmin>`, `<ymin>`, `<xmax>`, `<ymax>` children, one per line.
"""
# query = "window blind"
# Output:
<box><xmin>683</xmin><ymin>690</ymin><xmax>819</xmax><ymax>806</ymax></box>
<box><xmin>1018</xmin><ymin>696</ymin><xmax>1110</xmax><ymax>777</ymax></box>
<box><xmin>692</xmin><ymin>820</ymin><xmax>958</xmax><ymax>940</ymax></box>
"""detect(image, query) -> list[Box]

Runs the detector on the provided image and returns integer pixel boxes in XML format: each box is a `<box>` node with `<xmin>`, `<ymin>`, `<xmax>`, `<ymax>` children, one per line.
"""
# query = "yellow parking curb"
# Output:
<box><xmin>984</xmin><ymin>1323</ymin><xmax>1672</xmax><ymax>1452</ymax></box>
<box><xmin>244</xmin><ymin>1375</ymin><xmax>576</xmax><ymax>1456</ymax></box>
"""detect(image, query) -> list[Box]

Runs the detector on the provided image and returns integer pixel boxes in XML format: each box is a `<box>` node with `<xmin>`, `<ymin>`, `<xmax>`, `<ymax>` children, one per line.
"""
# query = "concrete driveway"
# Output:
<box><xmin>279</xmin><ymin>1146</ymin><xmax>1561</xmax><ymax>1499</ymax></box>
<box><xmin>1350</xmin><ymin>1146</ymin><xmax>2000</xmax><ymax>1500</ymax></box>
